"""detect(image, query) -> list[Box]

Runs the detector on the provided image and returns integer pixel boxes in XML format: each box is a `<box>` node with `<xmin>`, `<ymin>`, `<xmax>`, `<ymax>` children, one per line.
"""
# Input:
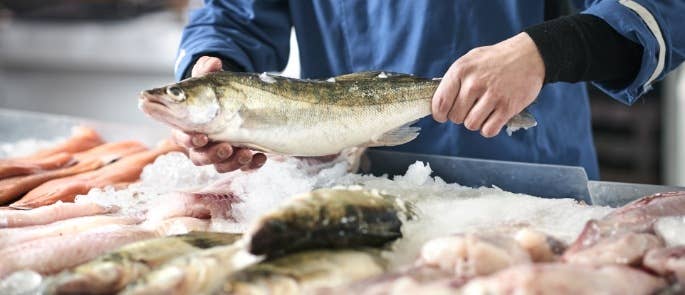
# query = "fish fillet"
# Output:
<box><xmin>0</xmin><ymin>224</ymin><xmax>156</xmax><ymax>278</ymax></box>
<box><xmin>1</xmin><ymin>141</ymin><xmax>147</xmax><ymax>206</ymax></box>
<box><xmin>565</xmin><ymin>192</ymin><xmax>685</xmax><ymax>263</ymax></box>
<box><xmin>458</xmin><ymin>263</ymin><xmax>666</xmax><ymax>295</ymax></box>
<box><xmin>0</xmin><ymin>202</ymin><xmax>114</xmax><ymax>228</ymax></box>
<box><xmin>0</xmin><ymin>214</ymin><xmax>142</xmax><ymax>248</ymax></box>
<box><xmin>8</xmin><ymin>126</ymin><xmax>103</xmax><ymax>161</ymax></box>
<box><xmin>0</xmin><ymin>152</ymin><xmax>75</xmax><ymax>179</ymax></box>
<box><xmin>11</xmin><ymin>141</ymin><xmax>180</xmax><ymax>209</ymax></box>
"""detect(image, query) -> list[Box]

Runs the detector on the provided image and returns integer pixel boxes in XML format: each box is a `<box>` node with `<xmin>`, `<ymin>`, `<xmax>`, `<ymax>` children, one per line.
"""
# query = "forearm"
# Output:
<box><xmin>524</xmin><ymin>14</ymin><xmax>643</xmax><ymax>86</ymax></box>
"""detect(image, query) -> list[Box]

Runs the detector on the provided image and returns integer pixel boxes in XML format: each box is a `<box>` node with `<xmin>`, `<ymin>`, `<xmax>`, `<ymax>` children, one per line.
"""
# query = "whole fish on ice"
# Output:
<box><xmin>219</xmin><ymin>249</ymin><xmax>386</xmax><ymax>295</ymax></box>
<box><xmin>247</xmin><ymin>187</ymin><xmax>414</xmax><ymax>257</ymax></box>
<box><xmin>51</xmin><ymin>231</ymin><xmax>241</xmax><ymax>295</ymax></box>
<box><xmin>139</xmin><ymin>71</ymin><xmax>537</xmax><ymax>156</ymax></box>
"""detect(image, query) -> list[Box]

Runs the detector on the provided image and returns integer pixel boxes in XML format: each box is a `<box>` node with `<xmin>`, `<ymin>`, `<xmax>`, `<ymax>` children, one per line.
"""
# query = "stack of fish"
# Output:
<box><xmin>0</xmin><ymin>187</ymin><xmax>412</xmax><ymax>294</ymax></box>
<box><xmin>336</xmin><ymin>191</ymin><xmax>685</xmax><ymax>294</ymax></box>
<box><xmin>0</xmin><ymin>126</ymin><xmax>183</xmax><ymax>208</ymax></box>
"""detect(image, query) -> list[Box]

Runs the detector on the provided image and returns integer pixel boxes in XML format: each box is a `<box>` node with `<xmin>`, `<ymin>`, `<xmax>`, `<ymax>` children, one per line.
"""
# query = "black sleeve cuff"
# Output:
<box><xmin>182</xmin><ymin>54</ymin><xmax>245</xmax><ymax>79</ymax></box>
<box><xmin>524</xmin><ymin>14</ymin><xmax>643</xmax><ymax>86</ymax></box>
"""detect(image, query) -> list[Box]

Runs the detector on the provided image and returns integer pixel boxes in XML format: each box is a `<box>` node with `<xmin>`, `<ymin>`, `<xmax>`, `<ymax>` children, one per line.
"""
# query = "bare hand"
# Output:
<box><xmin>432</xmin><ymin>33</ymin><xmax>545</xmax><ymax>137</ymax></box>
<box><xmin>173</xmin><ymin>56</ymin><xmax>266</xmax><ymax>172</ymax></box>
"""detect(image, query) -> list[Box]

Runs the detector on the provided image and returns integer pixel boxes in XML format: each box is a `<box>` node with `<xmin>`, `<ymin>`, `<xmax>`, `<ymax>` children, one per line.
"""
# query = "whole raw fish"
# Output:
<box><xmin>51</xmin><ymin>231</ymin><xmax>241</xmax><ymax>295</ymax></box>
<box><xmin>219</xmin><ymin>249</ymin><xmax>386</xmax><ymax>295</ymax></box>
<box><xmin>0</xmin><ymin>152</ymin><xmax>74</xmax><ymax>179</ymax></box>
<box><xmin>0</xmin><ymin>141</ymin><xmax>147</xmax><ymax>206</ymax></box>
<box><xmin>11</xmin><ymin>141</ymin><xmax>182</xmax><ymax>209</ymax></box>
<box><xmin>0</xmin><ymin>202</ymin><xmax>115</xmax><ymax>228</ymax></box>
<box><xmin>139</xmin><ymin>71</ymin><xmax>537</xmax><ymax>156</ymax></box>
<box><xmin>122</xmin><ymin>242</ymin><xmax>257</xmax><ymax>295</ymax></box>
<box><xmin>5</xmin><ymin>126</ymin><xmax>103</xmax><ymax>161</ymax></box>
<box><xmin>247</xmin><ymin>187</ymin><xmax>414</xmax><ymax>258</ymax></box>
<box><xmin>0</xmin><ymin>214</ymin><xmax>141</xmax><ymax>248</ymax></box>
<box><xmin>0</xmin><ymin>224</ymin><xmax>156</xmax><ymax>278</ymax></box>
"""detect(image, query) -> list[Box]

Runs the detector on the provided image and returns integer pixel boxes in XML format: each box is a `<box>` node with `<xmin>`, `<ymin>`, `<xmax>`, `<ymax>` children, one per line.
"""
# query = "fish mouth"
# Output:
<box><xmin>138</xmin><ymin>92</ymin><xmax>189</xmax><ymax>131</ymax></box>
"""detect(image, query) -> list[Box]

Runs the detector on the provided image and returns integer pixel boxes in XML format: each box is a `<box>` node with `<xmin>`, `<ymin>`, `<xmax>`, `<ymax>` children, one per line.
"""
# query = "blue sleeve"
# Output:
<box><xmin>577</xmin><ymin>0</ymin><xmax>685</xmax><ymax>105</ymax></box>
<box><xmin>174</xmin><ymin>0</ymin><xmax>291</xmax><ymax>81</ymax></box>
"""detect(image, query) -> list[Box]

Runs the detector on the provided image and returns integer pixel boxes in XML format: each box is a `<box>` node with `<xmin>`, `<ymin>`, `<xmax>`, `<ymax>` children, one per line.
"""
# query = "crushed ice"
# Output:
<box><xmin>75</xmin><ymin>153</ymin><xmax>612</xmax><ymax>269</ymax></box>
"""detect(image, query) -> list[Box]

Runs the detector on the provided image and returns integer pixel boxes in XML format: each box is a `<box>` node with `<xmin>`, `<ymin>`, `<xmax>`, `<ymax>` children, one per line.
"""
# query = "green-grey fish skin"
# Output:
<box><xmin>217</xmin><ymin>249</ymin><xmax>386</xmax><ymax>295</ymax></box>
<box><xmin>139</xmin><ymin>71</ymin><xmax>537</xmax><ymax>156</ymax></box>
<box><xmin>247</xmin><ymin>188</ymin><xmax>413</xmax><ymax>258</ymax></box>
<box><xmin>121</xmin><ymin>241</ymin><xmax>257</xmax><ymax>295</ymax></box>
<box><xmin>51</xmin><ymin>232</ymin><xmax>241</xmax><ymax>295</ymax></box>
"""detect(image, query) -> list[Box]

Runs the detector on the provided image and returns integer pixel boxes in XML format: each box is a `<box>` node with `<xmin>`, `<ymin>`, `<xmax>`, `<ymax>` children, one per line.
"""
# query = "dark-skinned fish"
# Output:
<box><xmin>49</xmin><ymin>231</ymin><xmax>242</xmax><ymax>295</ymax></box>
<box><xmin>247</xmin><ymin>187</ymin><xmax>414</xmax><ymax>258</ymax></box>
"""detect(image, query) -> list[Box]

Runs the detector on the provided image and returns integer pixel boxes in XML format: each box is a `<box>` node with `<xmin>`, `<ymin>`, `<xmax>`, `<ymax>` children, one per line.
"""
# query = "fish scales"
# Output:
<box><xmin>139</xmin><ymin>71</ymin><xmax>537</xmax><ymax>156</ymax></box>
<box><xmin>219</xmin><ymin>249</ymin><xmax>386</xmax><ymax>295</ymax></box>
<box><xmin>51</xmin><ymin>232</ymin><xmax>242</xmax><ymax>294</ymax></box>
<box><xmin>247</xmin><ymin>187</ymin><xmax>412</xmax><ymax>258</ymax></box>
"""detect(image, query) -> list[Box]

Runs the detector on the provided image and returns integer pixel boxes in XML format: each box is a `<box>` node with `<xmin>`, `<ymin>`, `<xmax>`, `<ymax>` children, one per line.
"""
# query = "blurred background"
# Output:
<box><xmin>0</xmin><ymin>1</ymin><xmax>683</xmax><ymax>185</ymax></box>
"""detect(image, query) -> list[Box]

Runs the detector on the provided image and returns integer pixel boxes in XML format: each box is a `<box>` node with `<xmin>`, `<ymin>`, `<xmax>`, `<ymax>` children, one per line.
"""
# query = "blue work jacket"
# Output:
<box><xmin>175</xmin><ymin>0</ymin><xmax>685</xmax><ymax>180</ymax></box>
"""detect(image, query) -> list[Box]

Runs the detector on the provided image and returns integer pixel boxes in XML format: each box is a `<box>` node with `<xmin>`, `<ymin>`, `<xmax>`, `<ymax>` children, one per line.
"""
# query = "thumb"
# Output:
<box><xmin>191</xmin><ymin>56</ymin><xmax>223</xmax><ymax>77</ymax></box>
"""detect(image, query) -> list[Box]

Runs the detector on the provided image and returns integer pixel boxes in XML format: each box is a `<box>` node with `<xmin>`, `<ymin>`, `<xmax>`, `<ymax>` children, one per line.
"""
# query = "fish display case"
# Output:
<box><xmin>1</xmin><ymin>107</ymin><xmax>681</xmax><ymax>207</ymax></box>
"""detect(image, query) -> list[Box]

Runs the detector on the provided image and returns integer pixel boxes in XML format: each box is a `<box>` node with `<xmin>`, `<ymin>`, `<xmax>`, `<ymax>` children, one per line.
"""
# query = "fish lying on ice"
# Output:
<box><xmin>149</xmin><ymin>216</ymin><xmax>211</xmax><ymax>236</ymax></box>
<box><xmin>0</xmin><ymin>202</ymin><xmax>115</xmax><ymax>228</ymax></box>
<box><xmin>0</xmin><ymin>214</ymin><xmax>142</xmax><ymax>248</ymax></box>
<box><xmin>121</xmin><ymin>242</ymin><xmax>256</xmax><ymax>295</ymax></box>
<box><xmin>338</xmin><ymin>228</ymin><xmax>566</xmax><ymax>294</ymax></box>
<box><xmin>143</xmin><ymin>190</ymin><xmax>237</xmax><ymax>225</ymax></box>
<box><xmin>1</xmin><ymin>141</ymin><xmax>147</xmax><ymax>206</ymax></box>
<box><xmin>563</xmin><ymin>231</ymin><xmax>663</xmax><ymax>266</ymax></box>
<box><xmin>458</xmin><ymin>263</ymin><xmax>667</xmax><ymax>295</ymax></box>
<box><xmin>417</xmin><ymin>231</ymin><xmax>534</xmax><ymax>279</ymax></box>
<box><xmin>564</xmin><ymin>192</ymin><xmax>685</xmax><ymax>265</ymax></box>
<box><xmin>219</xmin><ymin>249</ymin><xmax>386</xmax><ymax>295</ymax></box>
<box><xmin>0</xmin><ymin>152</ymin><xmax>74</xmax><ymax>179</ymax></box>
<box><xmin>246</xmin><ymin>187</ymin><xmax>413</xmax><ymax>257</ymax></box>
<box><xmin>51</xmin><ymin>231</ymin><xmax>242</xmax><ymax>295</ymax></box>
<box><xmin>11</xmin><ymin>141</ymin><xmax>182</xmax><ymax>209</ymax></box>
<box><xmin>139</xmin><ymin>71</ymin><xmax>537</xmax><ymax>157</ymax></box>
<box><xmin>643</xmin><ymin>246</ymin><xmax>685</xmax><ymax>288</ymax></box>
<box><xmin>3</xmin><ymin>126</ymin><xmax>103</xmax><ymax>161</ymax></box>
<box><xmin>0</xmin><ymin>224</ymin><xmax>156</xmax><ymax>278</ymax></box>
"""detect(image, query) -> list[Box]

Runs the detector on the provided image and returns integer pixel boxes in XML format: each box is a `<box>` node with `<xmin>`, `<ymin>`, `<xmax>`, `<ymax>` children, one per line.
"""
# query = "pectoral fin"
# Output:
<box><xmin>365</xmin><ymin>122</ymin><xmax>421</xmax><ymax>147</ymax></box>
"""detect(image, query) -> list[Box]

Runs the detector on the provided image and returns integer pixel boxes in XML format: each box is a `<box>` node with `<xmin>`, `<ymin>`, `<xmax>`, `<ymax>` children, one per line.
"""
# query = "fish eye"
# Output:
<box><xmin>166</xmin><ymin>86</ymin><xmax>186</xmax><ymax>102</ymax></box>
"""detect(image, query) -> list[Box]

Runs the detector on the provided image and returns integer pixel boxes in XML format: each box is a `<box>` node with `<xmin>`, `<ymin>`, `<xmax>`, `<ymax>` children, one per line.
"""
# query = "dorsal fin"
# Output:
<box><xmin>331</xmin><ymin>71</ymin><xmax>414</xmax><ymax>82</ymax></box>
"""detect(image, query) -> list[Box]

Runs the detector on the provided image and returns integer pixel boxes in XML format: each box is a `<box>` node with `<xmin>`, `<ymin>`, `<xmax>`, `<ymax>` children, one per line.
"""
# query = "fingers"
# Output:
<box><xmin>447</xmin><ymin>79</ymin><xmax>483</xmax><ymax>124</ymax></box>
<box><xmin>464</xmin><ymin>91</ymin><xmax>497</xmax><ymax>132</ymax></box>
<box><xmin>248</xmin><ymin>153</ymin><xmax>267</xmax><ymax>169</ymax></box>
<box><xmin>191</xmin><ymin>56</ymin><xmax>223</xmax><ymax>77</ymax></box>
<box><xmin>431</xmin><ymin>66</ymin><xmax>461</xmax><ymax>123</ymax></box>
<box><xmin>481</xmin><ymin>109</ymin><xmax>509</xmax><ymax>138</ymax></box>
<box><xmin>189</xmin><ymin>142</ymin><xmax>233</xmax><ymax>166</ymax></box>
<box><xmin>213</xmin><ymin>148</ymin><xmax>266</xmax><ymax>173</ymax></box>
<box><xmin>172</xmin><ymin>130</ymin><xmax>209</xmax><ymax>148</ymax></box>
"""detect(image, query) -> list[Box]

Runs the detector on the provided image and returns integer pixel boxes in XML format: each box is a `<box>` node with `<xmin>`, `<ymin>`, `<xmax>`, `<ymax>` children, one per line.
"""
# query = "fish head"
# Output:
<box><xmin>139</xmin><ymin>77</ymin><xmax>231</xmax><ymax>134</ymax></box>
